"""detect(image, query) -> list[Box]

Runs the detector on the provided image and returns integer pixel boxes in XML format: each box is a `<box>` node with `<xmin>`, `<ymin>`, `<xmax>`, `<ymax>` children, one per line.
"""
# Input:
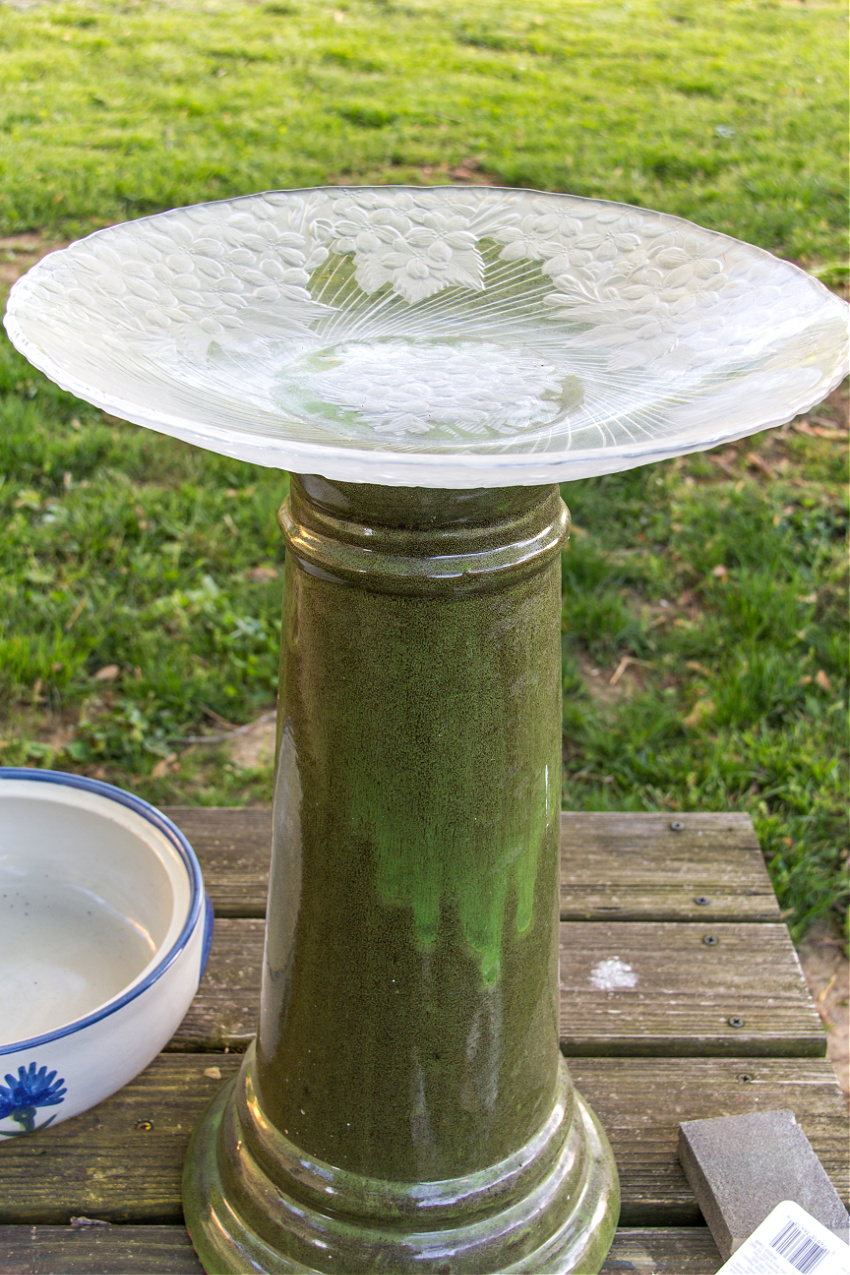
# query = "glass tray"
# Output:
<box><xmin>5</xmin><ymin>186</ymin><xmax>847</xmax><ymax>486</ymax></box>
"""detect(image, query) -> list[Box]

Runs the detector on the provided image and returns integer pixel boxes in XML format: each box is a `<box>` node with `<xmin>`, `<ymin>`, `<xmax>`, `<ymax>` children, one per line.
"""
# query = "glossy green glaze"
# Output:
<box><xmin>183</xmin><ymin>477</ymin><xmax>619</xmax><ymax>1272</ymax></box>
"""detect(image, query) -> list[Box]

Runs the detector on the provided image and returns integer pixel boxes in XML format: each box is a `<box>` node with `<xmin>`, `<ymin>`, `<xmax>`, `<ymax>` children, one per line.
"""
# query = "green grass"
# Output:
<box><xmin>0</xmin><ymin>0</ymin><xmax>847</xmax><ymax>939</ymax></box>
<box><xmin>558</xmin><ymin>441</ymin><xmax>848</xmax><ymax>941</ymax></box>
<box><xmin>0</xmin><ymin>337</ymin><xmax>287</xmax><ymax>804</ymax></box>
<box><xmin>0</xmin><ymin>0</ymin><xmax>848</xmax><ymax>266</ymax></box>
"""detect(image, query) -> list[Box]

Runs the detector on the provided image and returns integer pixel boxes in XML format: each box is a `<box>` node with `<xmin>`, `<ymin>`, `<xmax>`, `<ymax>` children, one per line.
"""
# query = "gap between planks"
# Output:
<box><xmin>168</xmin><ymin>916</ymin><xmax>824</xmax><ymax>1057</ymax></box>
<box><xmin>0</xmin><ymin>1055</ymin><xmax>844</xmax><ymax>1229</ymax></box>
<box><xmin>0</xmin><ymin>1226</ymin><xmax>723</xmax><ymax>1275</ymax></box>
<box><xmin>162</xmin><ymin>808</ymin><xmax>781</xmax><ymax>924</ymax></box>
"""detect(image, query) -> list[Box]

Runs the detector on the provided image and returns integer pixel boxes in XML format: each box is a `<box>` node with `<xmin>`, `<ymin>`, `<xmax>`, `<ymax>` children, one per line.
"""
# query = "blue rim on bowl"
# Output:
<box><xmin>0</xmin><ymin>766</ymin><xmax>212</xmax><ymax>1056</ymax></box>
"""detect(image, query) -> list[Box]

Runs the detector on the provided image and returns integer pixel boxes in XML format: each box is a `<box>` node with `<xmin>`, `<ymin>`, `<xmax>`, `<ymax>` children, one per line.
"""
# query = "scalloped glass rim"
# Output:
<box><xmin>4</xmin><ymin>185</ymin><xmax>848</xmax><ymax>488</ymax></box>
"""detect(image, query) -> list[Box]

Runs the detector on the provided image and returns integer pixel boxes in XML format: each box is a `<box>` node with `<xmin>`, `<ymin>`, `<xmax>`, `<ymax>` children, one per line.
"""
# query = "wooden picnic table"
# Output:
<box><xmin>1</xmin><ymin>809</ymin><xmax>846</xmax><ymax>1274</ymax></box>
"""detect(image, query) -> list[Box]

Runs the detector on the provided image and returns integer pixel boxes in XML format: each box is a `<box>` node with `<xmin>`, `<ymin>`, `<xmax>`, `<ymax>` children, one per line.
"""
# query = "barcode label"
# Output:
<box><xmin>771</xmin><ymin>1219</ymin><xmax>830</xmax><ymax>1274</ymax></box>
<box><xmin>716</xmin><ymin>1201</ymin><xmax>849</xmax><ymax>1275</ymax></box>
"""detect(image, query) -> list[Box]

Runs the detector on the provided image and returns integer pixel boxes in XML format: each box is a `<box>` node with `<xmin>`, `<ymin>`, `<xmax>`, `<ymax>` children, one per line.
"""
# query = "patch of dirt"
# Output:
<box><xmin>225</xmin><ymin>713</ymin><xmax>276</xmax><ymax>771</ymax></box>
<box><xmin>798</xmin><ymin>921</ymin><xmax>850</xmax><ymax>1108</ymax></box>
<box><xmin>415</xmin><ymin>157</ymin><xmax>501</xmax><ymax>186</ymax></box>
<box><xmin>0</xmin><ymin>232</ymin><xmax>70</xmax><ymax>293</ymax></box>
<box><xmin>40</xmin><ymin>719</ymin><xmax>77</xmax><ymax>751</ymax></box>
<box><xmin>577</xmin><ymin>654</ymin><xmax>652</xmax><ymax>707</ymax></box>
<box><xmin>0</xmin><ymin>704</ymin><xmax>78</xmax><ymax>747</ymax></box>
<box><xmin>326</xmin><ymin>158</ymin><xmax>502</xmax><ymax>188</ymax></box>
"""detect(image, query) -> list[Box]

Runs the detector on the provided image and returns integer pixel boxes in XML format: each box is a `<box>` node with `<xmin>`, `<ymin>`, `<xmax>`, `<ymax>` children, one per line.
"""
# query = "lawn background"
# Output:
<box><xmin>0</xmin><ymin>0</ymin><xmax>847</xmax><ymax>941</ymax></box>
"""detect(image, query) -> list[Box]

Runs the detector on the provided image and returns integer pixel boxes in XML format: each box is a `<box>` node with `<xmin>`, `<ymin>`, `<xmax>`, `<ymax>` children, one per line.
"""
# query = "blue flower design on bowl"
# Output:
<box><xmin>0</xmin><ymin>1062</ymin><xmax>67</xmax><ymax>1135</ymax></box>
<box><xmin>0</xmin><ymin>770</ymin><xmax>210</xmax><ymax>1136</ymax></box>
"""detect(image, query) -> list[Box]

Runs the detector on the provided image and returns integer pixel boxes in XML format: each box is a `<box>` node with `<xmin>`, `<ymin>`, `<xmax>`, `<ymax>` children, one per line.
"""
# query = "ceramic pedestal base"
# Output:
<box><xmin>183</xmin><ymin>478</ymin><xmax>619</xmax><ymax>1273</ymax></box>
<box><xmin>183</xmin><ymin>1043</ymin><xmax>618</xmax><ymax>1274</ymax></box>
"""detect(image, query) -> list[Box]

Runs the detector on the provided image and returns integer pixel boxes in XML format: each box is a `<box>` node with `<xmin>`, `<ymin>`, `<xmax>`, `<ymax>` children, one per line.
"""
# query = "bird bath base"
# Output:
<box><xmin>184</xmin><ymin>1048</ymin><xmax>616</xmax><ymax>1274</ymax></box>
<box><xmin>182</xmin><ymin>476</ymin><xmax>619</xmax><ymax>1273</ymax></box>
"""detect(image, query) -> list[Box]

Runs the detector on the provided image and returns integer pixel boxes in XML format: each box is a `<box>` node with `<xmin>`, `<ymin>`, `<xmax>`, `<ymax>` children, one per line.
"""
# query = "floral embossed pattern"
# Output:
<box><xmin>5</xmin><ymin>187</ymin><xmax>848</xmax><ymax>486</ymax></box>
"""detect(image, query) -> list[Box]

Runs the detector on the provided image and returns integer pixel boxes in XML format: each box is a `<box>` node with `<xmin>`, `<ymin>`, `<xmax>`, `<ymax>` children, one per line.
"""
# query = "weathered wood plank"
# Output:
<box><xmin>0</xmin><ymin>1056</ymin><xmax>241</xmax><ymax>1226</ymax></box>
<box><xmin>558</xmin><ymin>921</ymin><xmax>824</xmax><ymax>1058</ymax></box>
<box><xmin>0</xmin><ymin>1226</ymin><xmax>203</xmax><ymax>1274</ymax></box>
<box><xmin>571</xmin><ymin>1056</ymin><xmax>850</xmax><ymax>1224</ymax></box>
<box><xmin>172</xmin><ymin>918</ymin><xmax>263</xmax><ymax>1051</ymax></box>
<box><xmin>162</xmin><ymin>806</ymin><xmax>271</xmax><ymax>918</ymax></box>
<box><xmin>167</xmin><ymin>917</ymin><xmax>824</xmax><ymax>1057</ymax></box>
<box><xmin>161</xmin><ymin>808</ymin><xmax>778</xmax><ymax>923</ymax></box>
<box><xmin>0</xmin><ymin>1055</ymin><xmax>844</xmax><ymax>1226</ymax></box>
<box><xmin>559</xmin><ymin>812</ymin><xmax>779</xmax><ymax>922</ymax></box>
<box><xmin>602</xmin><ymin>1227</ymin><xmax>722</xmax><ymax>1273</ymax></box>
<box><xmin>0</xmin><ymin>1225</ymin><xmax>723</xmax><ymax>1274</ymax></box>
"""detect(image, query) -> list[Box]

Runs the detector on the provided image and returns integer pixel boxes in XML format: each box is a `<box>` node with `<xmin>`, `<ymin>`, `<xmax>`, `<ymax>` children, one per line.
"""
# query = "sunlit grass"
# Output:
<box><xmin>558</xmin><ymin>442</ymin><xmax>848</xmax><ymax>940</ymax></box>
<box><xmin>0</xmin><ymin>0</ymin><xmax>847</xmax><ymax>265</ymax></box>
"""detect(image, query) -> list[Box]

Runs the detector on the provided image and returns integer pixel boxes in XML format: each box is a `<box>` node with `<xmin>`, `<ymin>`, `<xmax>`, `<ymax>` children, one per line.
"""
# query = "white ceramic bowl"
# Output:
<box><xmin>0</xmin><ymin>768</ymin><xmax>212</xmax><ymax>1136</ymax></box>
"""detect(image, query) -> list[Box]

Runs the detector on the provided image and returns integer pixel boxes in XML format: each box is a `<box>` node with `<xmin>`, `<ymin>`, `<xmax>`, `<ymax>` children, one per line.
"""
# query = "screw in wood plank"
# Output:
<box><xmin>702</xmin><ymin>934</ymin><xmax>719</xmax><ymax>946</ymax></box>
<box><xmin>695</xmin><ymin>896</ymin><xmax>710</xmax><ymax>906</ymax></box>
<box><xmin>738</xmin><ymin>1073</ymin><xmax>754</xmax><ymax>1083</ymax></box>
<box><xmin>135</xmin><ymin>1119</ymin><xmax>154</xmax><ymax>1131</ymax></box>
<box><xmin>727</xmin><ymin>1016</ymin><xmax>745</xmax><ymax>1028</ymax></box>
<box><xmin>670</xmin><ymin>820</ymin><xmax>684</xmax><ymax>831</ymax></box>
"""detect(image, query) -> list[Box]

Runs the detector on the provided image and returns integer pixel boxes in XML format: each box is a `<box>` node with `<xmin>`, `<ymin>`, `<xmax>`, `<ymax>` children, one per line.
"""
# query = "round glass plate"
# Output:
<box><xmin>4</xmin><ymin>186</ymin><xmax>848</xmax><ymax>486</ymax></box>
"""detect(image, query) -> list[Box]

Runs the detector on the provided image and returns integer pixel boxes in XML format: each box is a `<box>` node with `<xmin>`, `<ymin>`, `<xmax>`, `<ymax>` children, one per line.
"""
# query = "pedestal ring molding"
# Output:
<box><xmin>184</xmin><ymin>1046</ymin><xmax>619</xmax><ymax>1275</ymax></box>
<box><xmin>280</xmin><ymin>480</ymin><xmax>569</xmax><ymax>595</ymax></box>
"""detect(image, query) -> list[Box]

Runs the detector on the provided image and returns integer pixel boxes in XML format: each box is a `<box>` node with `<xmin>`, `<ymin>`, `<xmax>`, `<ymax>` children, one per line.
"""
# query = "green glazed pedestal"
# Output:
<box><xmin>183</xmin><ymin>477</ymin><xmax>619</xmax><ymax>1273</ymax></box>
